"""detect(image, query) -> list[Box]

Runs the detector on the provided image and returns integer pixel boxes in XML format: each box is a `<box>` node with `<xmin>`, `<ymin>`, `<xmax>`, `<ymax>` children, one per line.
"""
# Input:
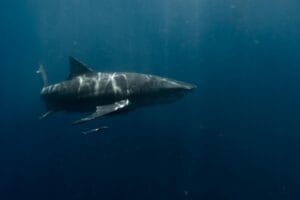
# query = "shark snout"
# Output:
<box><xmin>183</xmin><ymin>83</ymin><xmax>197</xmax><ymax>90</ymax></box>
<box><xmin>175</xmin><ymin>81</ymin><xmax>197</xmax><ymax>91</ymax></box>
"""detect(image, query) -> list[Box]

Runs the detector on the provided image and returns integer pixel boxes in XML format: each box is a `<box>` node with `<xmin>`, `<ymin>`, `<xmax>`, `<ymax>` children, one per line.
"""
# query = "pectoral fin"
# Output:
<box><xmin>72</xmin><ymin>99</ymin><xmax>130</xmax><ymax>125</ymax></box>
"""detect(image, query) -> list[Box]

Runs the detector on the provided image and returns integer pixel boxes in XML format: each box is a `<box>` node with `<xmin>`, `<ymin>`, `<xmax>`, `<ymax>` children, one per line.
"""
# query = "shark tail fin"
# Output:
<box><xmin>36</xmin><ymin>64</ymin><xmax>48</xmax><ymax>87</ymax></box>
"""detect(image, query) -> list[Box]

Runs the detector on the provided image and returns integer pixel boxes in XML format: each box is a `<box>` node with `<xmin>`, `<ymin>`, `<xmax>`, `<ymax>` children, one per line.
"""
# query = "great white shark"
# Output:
<box><xmin>37</xmin><ymin>57</ymin><xmax>196</xmax><ymax>132</ymax></box>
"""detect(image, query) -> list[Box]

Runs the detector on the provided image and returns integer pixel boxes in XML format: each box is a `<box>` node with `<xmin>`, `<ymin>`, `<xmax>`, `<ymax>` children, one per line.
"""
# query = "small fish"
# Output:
<box><xmin>82</xmin><ymin>126</ymin><xmax>109</xmax><ymax>135</ymax></box>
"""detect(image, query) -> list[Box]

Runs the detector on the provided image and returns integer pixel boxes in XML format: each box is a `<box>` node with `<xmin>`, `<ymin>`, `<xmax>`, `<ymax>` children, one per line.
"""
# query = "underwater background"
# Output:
<box><xmin>1</xmin><ymin>0</ymin><xmax>300</xmax><ymax>199</ymax></box>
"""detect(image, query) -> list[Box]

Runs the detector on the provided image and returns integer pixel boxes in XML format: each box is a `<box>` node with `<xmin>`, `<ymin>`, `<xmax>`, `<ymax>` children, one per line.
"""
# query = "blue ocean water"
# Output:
<box><xmin>1</xmin><ymin>0</ymin><xmax>300</xmax><ymax>199</ymax></box>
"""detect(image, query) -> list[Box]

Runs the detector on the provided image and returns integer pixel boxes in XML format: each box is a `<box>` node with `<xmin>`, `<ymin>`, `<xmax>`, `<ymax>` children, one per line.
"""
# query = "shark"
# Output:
<box><xmin>37</xmin><ymin>57</ymin><xmax>196</xmax><ymax>132</ymax></box>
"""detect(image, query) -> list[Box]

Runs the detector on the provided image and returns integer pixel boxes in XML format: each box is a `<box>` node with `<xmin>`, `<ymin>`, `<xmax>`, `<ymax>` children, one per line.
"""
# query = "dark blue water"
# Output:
<box><xmin>1</xmin><ymin>0</ymin><xmax>300</xmax><ymax>199</ymax></box>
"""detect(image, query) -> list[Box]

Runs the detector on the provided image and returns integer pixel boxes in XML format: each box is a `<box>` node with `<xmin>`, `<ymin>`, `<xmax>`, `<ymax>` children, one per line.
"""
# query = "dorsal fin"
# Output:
<box><xmin>67</xmin><ymin>56</ymin><xmax>94</xmax><ymax>80</ymax></box>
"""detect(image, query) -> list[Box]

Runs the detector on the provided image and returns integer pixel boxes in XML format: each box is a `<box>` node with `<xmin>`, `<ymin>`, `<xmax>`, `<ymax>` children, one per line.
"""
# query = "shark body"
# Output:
<box><xmin>38</xmin><ymin>57</ymin><xmax>196</xmax><ymax>126</ymax></box>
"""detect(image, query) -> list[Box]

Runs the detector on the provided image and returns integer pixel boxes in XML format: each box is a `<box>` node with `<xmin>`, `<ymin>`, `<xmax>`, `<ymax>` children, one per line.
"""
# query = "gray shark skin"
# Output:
<box><xmin>38</xmin><ymin>57</ymin><xmax>196</xmax><ymax>125</ymax></box>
